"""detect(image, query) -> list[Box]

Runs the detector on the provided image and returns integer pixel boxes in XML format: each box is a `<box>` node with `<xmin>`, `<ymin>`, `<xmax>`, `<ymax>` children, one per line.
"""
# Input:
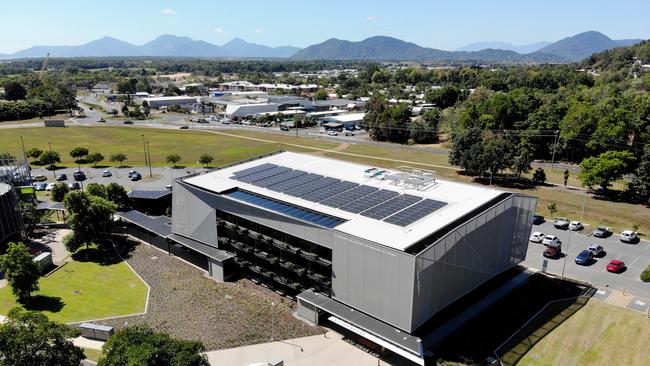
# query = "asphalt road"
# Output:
<box><xmin>522</xmin><ymin>220</ymin><xmax>650</xmax><ymax>297</ymax></box>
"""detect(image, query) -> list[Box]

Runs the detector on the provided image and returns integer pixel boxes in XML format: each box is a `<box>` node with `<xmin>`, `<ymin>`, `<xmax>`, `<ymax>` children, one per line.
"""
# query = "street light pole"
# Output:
<box><xmin>579</xmin><ymin>195</ymin><xmax>587</xmax><ymax>223</ymax></box>
<box><xmin>146</xmin><ymin>141</ymin><xmax>153</xmax><ymax>178</ymax></box>
<box><xmin>20</xmin><ymin>136</ymin><xmax>26</xmax><ymax>159</ymax></box>
<box><xmin>141</xmin><ymin>134</ymin><xmax>148</xmax><ymax>167</ymax></box>
<box><xmin>271</xmin><ymin>301</ymin><xmax>275</xmax><ymax>341</ymax></box>
<box><xmin>561</xmin><ymin>231</ymin><xmax>572</xmax><ymax>279</ymax></box>
<box><xmin>550</xmin><ymin>130</ymin><xmax>559</xmax><ymax>172</ymax></box>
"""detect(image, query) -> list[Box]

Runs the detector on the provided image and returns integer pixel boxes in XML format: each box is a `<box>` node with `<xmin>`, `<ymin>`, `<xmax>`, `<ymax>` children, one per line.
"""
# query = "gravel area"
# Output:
<box><xmin>102</xmin><ymin>241</ymin><xmax>321</xmax><ymax>350</ymax></box>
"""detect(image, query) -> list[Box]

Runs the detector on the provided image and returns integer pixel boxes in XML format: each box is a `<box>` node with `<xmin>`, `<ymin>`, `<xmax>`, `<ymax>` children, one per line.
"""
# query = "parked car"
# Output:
<box><xmin>34</xmin><ymin>182</ymin><xmax>47</xmax><ymax>191</ymax></box>
<box><xmin>575</xmin><ymin>250</ymin><xmax>594</xmax><ymax>265</ymax></box>
<box><xmin>568</xmin><ymin>221</ymin><xmax>584</xmax><ymax>231</ymax></box>
<box><xmin>280</xmin><ymin>125</ymin><xmax>290</xmax><ymax>131</ymax></box>
<box><xmin>180</xmin><ymin>125</ymin><xmax>189</xmax><ymax>129</ymax></box>
<box><xmin>98</xmin><ymin>118</ymin><xmax>106</xmax><ymax>123</ymax></box>
<box><xmin>327</xmin><ymin>130</ymin><xmax>339</xmax><ymax>136</ymax></box>
<box><xmin>73</xmin><ymin>170</ymin><xmax>86</xmax><ymax>181</ymax></box>
<box><xmin>606</xmin><ymin>260</ymin><xmax>626</xmax><ymax>273</ymax></box>
<box><xmin>542</xmin><ymin>235</ymin><xmax>560</xmax><ymax>246</ymax></box>
<box><xmin>532</xmin><ymin>214</ymin><xmax>545</xmax><ymax>225</ymax></box>
<box><xmin>56</xmin><ymin>174</ymin><xmax>67</xmax><ymax>181</ymax></box>
<box><xmin>529</xmin><ymin>232</ymin><xmax>545</xmax><ymax>243</ymax></box>
<box><xmin>127</xmin><ymin>170</ymin><xmax>139</xmax><ymax>178</ymax></box>
<box><xmin>130</xmin><ymin>173</ymin><xmax>142</xmax><ymax>181</ymax></box>
<box><xmin>592</xmin><ymin>226</ymin><xmax>612</xmax><ymax>238</ymax></box>
<box><xmin>32</xmin><ymin>174</ymin><xmax>47</xmax><ymax>182</ymax></box>
<box><xmin>123</xmin><ymin>120</ymin><xmax>133</xmax><ymax>125</ymax></box>
<box><xmin>553</xmin><ymin>217</ymin><xmax>570</xmax><ymax>229</ymax></box>
<box><xmin>544</xmin><ymin>243</ymin><xmax>562</xmax><ymax>259</ymax></box>
<box><xmin>588</xmin><ymin>244</ymin><xmax>605</xmax><ymax>257</ymax></box>
<box><xmin>45</xmin><ymin>182</ymin><xmax>56</xmax><ymax>191</ymax></box>
<box><xmin>67</xmin><ymin>182</ymin><xmax>81</xmax><ymax>190</ymax></box>
<box><xmin>344</xmin><ymin>130</ymin><xmax>354</xmax><ymax>136</ymax></box>
<box><xmin>620</xmin><ymin>230</ymin><xmax>638</xmax><ymax>243</ymax></box>
<box><xmin>101</xmin><ymin>170</ymin><xmax>112</xmax><ymax>177</ymax></box>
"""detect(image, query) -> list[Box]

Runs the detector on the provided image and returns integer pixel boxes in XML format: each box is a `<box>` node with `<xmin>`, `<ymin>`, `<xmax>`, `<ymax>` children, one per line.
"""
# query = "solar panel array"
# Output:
<box><xmin>230</xmin><ymin>164</ymin><xmax>447</xmax><ymax>227</ymax></box>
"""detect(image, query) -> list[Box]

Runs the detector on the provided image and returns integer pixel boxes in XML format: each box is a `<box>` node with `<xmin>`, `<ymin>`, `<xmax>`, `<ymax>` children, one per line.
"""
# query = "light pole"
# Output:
<box><xmin>141</xmin><ymin>135</ymin><xmax>148</xmax><ymax>168</ymax></box>
<box><xmin>20</xmin><ymin>136</ymin><xmax>26</xmax><ymax>160</ymax></box>
<box><xmin>271</xmin><ymin>301</ymin><xmax>275</xmax><ymax>341</ymax></box>
<box><xmin>561</xmin><ymin>230</ymin><xmax>572</xmax><ymax>279</ymax></box>
<box><xmin>579</xmin><ymin>195</ymin><xmax>587</xmax><ymax>223</ymax></box>
<box><xmin>550</xmin><ymin>130</ymin><xmax>559</xmax><ymax>172</ymax></box>
<box><xmin>146</xmin><ymin>141</ymin><xmax>153</xmax><ymax>178</ymax></box>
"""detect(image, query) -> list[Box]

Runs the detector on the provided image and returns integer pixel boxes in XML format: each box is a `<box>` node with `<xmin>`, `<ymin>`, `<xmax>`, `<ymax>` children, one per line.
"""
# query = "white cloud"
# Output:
<box><xmin>213</xmin><ymin>27</ymin><xmax>224</xmax><ymax>33</ymax></box>
<box><xmin>365</xmin><ymin>16</ymin><xmax>377</xmax><ymax>21</ymax></box>
<box><xmin>255</xmin><ymin>28</ymin><xmax>262</xmax><ymax>33</ymax></box>
<box><xmin>161</xmin><ymin>8</ymin><xmax>175</xmax><ymax>15</ymax></box>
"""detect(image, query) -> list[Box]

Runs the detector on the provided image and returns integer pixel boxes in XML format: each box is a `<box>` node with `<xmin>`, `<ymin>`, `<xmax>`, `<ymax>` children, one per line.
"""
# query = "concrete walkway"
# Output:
<box><xmin>203</xmin><ymin>330</ymin><xmax>392</xmax><ymax>366</ymax></box>
<box><xmin>73</xmin><ymin>336</ymin><xmax>105</xmax><ymax>350</ymax></box>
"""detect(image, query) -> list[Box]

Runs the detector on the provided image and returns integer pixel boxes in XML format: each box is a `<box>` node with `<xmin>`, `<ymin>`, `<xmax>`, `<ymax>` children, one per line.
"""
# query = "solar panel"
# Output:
<box><xmin>339</xmin><ymin>190</ymin><xmax>399</xmax><ymax>213</ymax></box>
<box><xmin>235</xmin><ymin>166</ymin><xmax>291</xmax><ymax>183</ymax></box>
<box><xmin>360</xmin><ymin>194</ymin><xmax>422</xmax><ymax>220</ymax></box>
<box><xmin>252</xmin><ymin>170</ymin><xmax>306</xmax><ymax>188</ymax></box>
<box><xmin>384</xmin><ymin>199</ymin><xmax>447</xmax><ymax>227</ymax></box>
<box><xmin>301</xmin><ymin>181</ymin><xmax>358</xmax><ymax>202</ymax></box>
<box><xmin>267</xmin><ymin>172</ymin><xmax>323</xmax><ymax>192</ymax></box>
<box><xmin>231</xmin><ymin>163</ymin><xmax>277</xmax><ymax>178</ymax></box>
<box><xmin>284</xmin><ymin>177</ymin><xmax>340</xmax><ymax>197</ymax></box>
<box><xmin>319</xmin><ymin>185</ymin><xmax>378</xmax><ymax>208</ymax></box>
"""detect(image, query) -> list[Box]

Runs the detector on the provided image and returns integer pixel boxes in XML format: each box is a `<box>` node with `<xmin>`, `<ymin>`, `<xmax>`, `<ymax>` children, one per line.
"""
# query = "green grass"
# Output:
<box><xmin>82</xmin><ymin>347</ymin><xmax>103</xmax><ymax>363</ymax></box>
<box><xmin>517</xmin><ymin>301</ymin><xmax>650</xmax><ymax>366</ymax></box>
<box><xmin>0</xmin><ymin>250</ymin><xmax>147</xmax><ymax>323</ymax></box>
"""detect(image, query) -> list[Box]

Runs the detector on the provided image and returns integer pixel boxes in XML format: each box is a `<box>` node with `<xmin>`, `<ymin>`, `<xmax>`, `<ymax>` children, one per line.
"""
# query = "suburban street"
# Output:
<box><xmin>522</xmin><ymin>220</ymin><xmax>650</xmax><ymax>299</ymax></box>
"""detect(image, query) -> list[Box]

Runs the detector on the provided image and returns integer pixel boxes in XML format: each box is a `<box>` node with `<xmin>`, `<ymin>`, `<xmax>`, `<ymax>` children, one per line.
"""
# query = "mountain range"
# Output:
<box><xmin>0</xmin><ymin>31</ymin><xmax>644</xmax><ymax>63</ymax></box>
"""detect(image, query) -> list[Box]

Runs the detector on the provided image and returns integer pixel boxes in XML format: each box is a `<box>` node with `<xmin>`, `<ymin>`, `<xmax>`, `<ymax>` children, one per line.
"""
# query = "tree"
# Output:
<box><xmin>50</xmin><ymin>182</ymin><xmax>69</xmax><ymax>202</ymax></box>
<box><xmin>548</xmin><ymin>202</ymin><xmax>557</xmax><ymax>217</ymax></box>
<box><xmin>629</xmin><ymin>146</ymin><xmax>650</xmax><ymax>204</ymax></box>
<box><xmin>579</xmin><ymin>150</ymin><xmax>636</xmax><ymax>192</ymax></box>
<box><xmin>480</xmin><ymin>137</ymin><xmax>511</xmax><ymax>182</ymax></box>
<box><xmin>198</xmin><ymin>154</ymin><xmax>214</xmax><ymax>168</ymax></box>
<box><xmin>98</xmin><ymin>325</ymin><xmax>208</xmax><ymax>366</ymax></box>
<box><xmin>532</xmin><ymin>167</ymin><xmax>547</xmax><ymax>185</ymax></box>
<box><xmin>425</xmin><ymin>85</ymin><xmax>464</xmax><ymax>109</ymax></box>
<box><xmin>0</xmin><ymin>307</ymin><xmax>85</xmax><ymax>366</ymax></box>
<box><xmin>25</xmin><ymin>147</ymin><xmax>43</xmax><ymax>159</ymax></box>
<box><xmin>449</xmin><ymin>128</ymin><xmax>484</xmax><ymax>175</ymax></box>
<box><xmin>512</xmin><ymin>140</ymin><xmax>534</xmax><ymax>177</ymax></box>
<box><xmin>563</xmin><ymin>169</ymin><xmax>569</xmax><ymax>187</ymax></box>
<box><xmin>64</xmin><ymin>191</ymin><xmax>117</xmax><ymax>251</ymax></box>
<box><xmin>39</xmin><ymin>150</ymin><xmax>61</xmax><ymax>168</ymax></box>
<box><xmin>3</xmin><ymin>81</ymin><xmax>27</xmax><ymax>101</ymax></box>
<box><xmin>166</xmin><ymin>153</ymin><xmax>181</xmax><ymax>167</ymax></box>
<box><xmin>69</xmin><ymin>146</ymin><xmax>89</xmax><ymax>169</ymax></box>
<box><xmin>0</xmin><ymin>242</ymin><xmax>40</xmax><ymax>302</ymax></box>
<box><xmin>410</xmin><ymin>109</ymin><xmax>441</xmax><ymax>144</ymax></box>
<box><xmin>110</xmin><ymin>152</ymin><xmax>128</xmax><ymax>167</ymax></box>
<box><xmin>86</xmin><ymin>183</ymin><xmax>107</xmax><ymax>198</ymax></box>
<box><xmin>86</xmin><ymin>152</ymin><xmax>105</xmax><ymax>167</ymax></box>
<box><xmin>20</xmin><ymin>200</ymin><xmax>48</xmax><ymax>238</ymax></box>
<box><xmin>106</xmin><ymin>182</ymin><xmax>130</xmax><ymax>210</ymax></box>
<box><xmin>121</xmin><ymin>105</ymin><xmax>130</xmax><ymax>117</ymax></box>
<box><xmin>313</xmin><ymin>89</ymin><xmax>328</xmax><ymax>100</ymax></box>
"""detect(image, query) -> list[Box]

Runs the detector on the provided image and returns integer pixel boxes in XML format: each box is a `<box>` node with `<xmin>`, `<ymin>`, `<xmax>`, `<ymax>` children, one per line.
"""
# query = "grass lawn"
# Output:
<box><xmin>0</xmin><ymin>113</ymin><xmax>70</xmax><ymax>126</ymax></box>
<box><xmin>82</xmin><ymin>347</ymin><xmax>102</xmax><ymax>363</ymax></box>
<box><xmin>0</xmin><ymin>248</ymin><xmax>147</xmax><ymax>323</ymax></box>
<box><xmin>517</xmin><ymin>301</ymin><xmax>650</xmax><ymax>366</ymax></box>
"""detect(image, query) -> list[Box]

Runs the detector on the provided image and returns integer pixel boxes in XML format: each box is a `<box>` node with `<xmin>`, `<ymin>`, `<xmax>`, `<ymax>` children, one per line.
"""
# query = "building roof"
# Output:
<box><xmin>327</xmin><ymin>113</ymin><xmax>366</xmax><ymax>123</ymax></box>
<box><xmin>314</xmin><ymin>98</ymin><xmax>365</xmax><ymax>107</ymax></box>
<box><xmin>141</xmin><ymin>96</ymin><xmax>197</xmax><ymax>102</ymax></box>
<box><xmin>116</xmin><ymin>210</ymin><xmax>171</xmax><ymax>237</ymax></box>
<box><xmin>182</xmin><ymin>152</ymin><xmax>506</xmax><ymax>252</ymax></box>
<box><xmin>128</xmin><ymin>190</ymin><xmax>172</xmax><ymax>200</ymax></box>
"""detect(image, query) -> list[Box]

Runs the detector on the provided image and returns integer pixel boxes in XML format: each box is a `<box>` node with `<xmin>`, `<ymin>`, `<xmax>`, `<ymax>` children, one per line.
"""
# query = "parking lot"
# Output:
<box><xmin>522</xmin><ymin>220</ymin><xmax>650</xmax><ymax>297</ymax></box>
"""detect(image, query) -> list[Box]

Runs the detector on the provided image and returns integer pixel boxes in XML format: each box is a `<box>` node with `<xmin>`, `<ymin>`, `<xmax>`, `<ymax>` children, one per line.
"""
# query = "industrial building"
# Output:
<box><xmin>139</xmin><ymin>96</ymin><xmax>198</xmax><ymax>108</ymax></box>
<box><xmin>155</xmin><ymin>151</ymin><xmax>536</xmax><ymax>364</ymax></box>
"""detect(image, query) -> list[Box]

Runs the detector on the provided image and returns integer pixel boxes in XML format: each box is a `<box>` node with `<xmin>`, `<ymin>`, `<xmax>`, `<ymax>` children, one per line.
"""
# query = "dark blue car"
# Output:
<box><xmin>575</xmin><ymin>250</ymin><xmax>594</xmax><ymax>265</ymax></box>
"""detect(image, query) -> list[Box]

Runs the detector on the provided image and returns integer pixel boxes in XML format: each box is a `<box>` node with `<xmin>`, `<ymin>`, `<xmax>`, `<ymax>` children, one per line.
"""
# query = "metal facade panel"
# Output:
<box><xmin>409</xmin><ymin>194</ymin><xmax>537</xmax><ymax>331</ymax></box>
<box><xmin>331</xmin><ymin>233</ymin><xmax>415</xmax><ymax>332</ymax></box>
<box><xmin>172</xmin><ymin>182</ymin><xmax>217</xmax><ymax>246</ymax></box>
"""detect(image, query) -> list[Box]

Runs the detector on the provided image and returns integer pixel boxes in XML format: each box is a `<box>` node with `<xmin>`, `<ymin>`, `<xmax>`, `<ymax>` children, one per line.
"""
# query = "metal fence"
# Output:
<box><xmin>0</xmin><ymin>157</ymin><xmax>32</xmax><ymax>187</ymax></box>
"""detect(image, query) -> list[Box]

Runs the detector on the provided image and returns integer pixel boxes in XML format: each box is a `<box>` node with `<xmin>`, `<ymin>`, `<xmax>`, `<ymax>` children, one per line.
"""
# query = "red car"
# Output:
<box><xmin>606</xmin><ymin>260</ymin><xmax>626</xmax><ymax>273</ymax></box>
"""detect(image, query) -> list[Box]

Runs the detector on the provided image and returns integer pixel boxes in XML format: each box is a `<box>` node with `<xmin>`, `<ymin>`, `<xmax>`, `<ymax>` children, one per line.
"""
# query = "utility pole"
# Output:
<box><xmin>271</xmin><ymin>301</ymin><xmax>275</xmax><ymax>341</ymax></box>
<box><xmin>550</xmin><ymin>130</ymin><xmax>559</xmax><ymax>172</ymax></box>
<box><xmin>141</xmin><ymin>134</ymin><xmax>148</xmax><ymax>167</ymax></box>
<box><xmin>20</xmin><ymin>136</ymin><xmax>26</xmax><ymax>160</ymax></box>
<box><xmin>561</xmin><ymin>231</ymin><xmax>572</xmax><ymax>279</ymax></box>
<box><xmin>146</xmin><ymin>141</ymin><xmax>153</xmax><ymax>178</ymax></box>
<box><xmin>579</xmin><ymin>195</ymin><xmax>587</xmax><ymax>223</ymax></box>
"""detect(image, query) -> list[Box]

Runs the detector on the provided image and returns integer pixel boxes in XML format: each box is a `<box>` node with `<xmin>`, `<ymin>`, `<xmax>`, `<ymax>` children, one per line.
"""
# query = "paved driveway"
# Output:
<box><xmin>522</xmin><ymin>221</ymin><xmax>650</xmax><ymax>296</ymax></box>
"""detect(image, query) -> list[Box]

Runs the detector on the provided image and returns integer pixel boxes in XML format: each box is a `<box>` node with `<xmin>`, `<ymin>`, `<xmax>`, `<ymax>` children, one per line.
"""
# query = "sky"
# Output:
<box><xmin>1</xmin><ymin>0</ymin><xmax>649</xmax><ymax>54</ymax></box>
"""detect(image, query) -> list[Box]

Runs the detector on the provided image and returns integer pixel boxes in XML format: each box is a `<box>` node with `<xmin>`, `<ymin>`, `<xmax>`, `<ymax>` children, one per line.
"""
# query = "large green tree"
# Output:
<box><xmin>0</xmin><ymin>307</ymin><xmax>85</xmax><ymax>366</ymax></box>
<box><xmin>579</xmin><ymin>150</ymin><xmax>636</xmax><ymax>192</ymax></box>
<box><xmin>98</xmin><ymin>325</ymin><xmax>209</xmax><ymax>366</ymax></box>
<box><xmin>0</xmin><ymin>242</ymin><xmax>40</xmax><ymax>302</ymax></box>
<box><xmin>63</xmin><ymin>191</ymin><xmax>117</xmax><ymax>251</ymax></box>
<box><xmin>106</xmin><ymin>182</ymin><xmax>130</xmax><ymax>210</ymax></box>
<box><xmin>629</xmin><ymin>146</ymin><xmax>650</xmax><ymax>204</ymax></box>
<box><xmin>449</xmin><ymin>128</ymin><xmax>484</xmax><ymax>175</ymax></box>
<box><xmin>3</xmin><ymin>81</ymin><xmax>27</xmax><ymax>101</ymax></box>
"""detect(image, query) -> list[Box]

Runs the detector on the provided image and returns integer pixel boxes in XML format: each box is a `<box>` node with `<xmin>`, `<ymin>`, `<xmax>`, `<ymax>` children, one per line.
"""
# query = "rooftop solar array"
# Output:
<box><xmin>229</xmin><ymin>164</ymin><xmax>447</xmax><ymax>227</ymax></box>
<box><xmin>384</xmin><ymin>199</ymin><xmax>447</xmax><ymax>227</ymax></box>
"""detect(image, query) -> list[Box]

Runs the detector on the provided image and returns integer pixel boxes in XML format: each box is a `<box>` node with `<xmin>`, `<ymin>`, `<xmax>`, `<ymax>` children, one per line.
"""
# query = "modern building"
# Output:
<box><xmin>139</xmin><ymin>96</ymin><xmax>198</xmax><ymax>109</ymax></box>
<box><xmin>0</xmin><ymin>183</ymin><xmax>23</xmax><ymax>246</ymax></box>
<box><xmin>319</xmin><ymin>113</ymin><xmax>366</xmax><ymax>130</ymax></box>
<box><xmin>165</xmin><ymin>151</ymin><xmax>536</xmax><ymax>364</ymax></box>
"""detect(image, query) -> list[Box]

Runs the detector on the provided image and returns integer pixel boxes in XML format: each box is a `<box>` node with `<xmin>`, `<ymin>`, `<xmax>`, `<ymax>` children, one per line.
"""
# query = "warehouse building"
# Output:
<box><xmin>164</xmin><ymin>151</ymin><xmax>536</xmax><ymax>364</ymax></box>
<box><xmin>139</xmin><ymin>96</ymin><xmax>198</xmax><ymax>109</ymax></box>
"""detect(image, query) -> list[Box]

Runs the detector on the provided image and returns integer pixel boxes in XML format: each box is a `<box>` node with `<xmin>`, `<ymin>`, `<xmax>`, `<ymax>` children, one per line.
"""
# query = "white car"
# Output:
<box><xmin>45</xmin><ymin>182</ymin><xmax>56</xmax><ymax>191</ymax></box>
<box><xmin>620</xmin><ymin>230</ymin><xmax>638</xmax><ymax>243</ymax></box>
<box><xmin>529</xmin><ymin>232</ymin><xmax>545</xmax><ymax>243</ymax></box>
<box><xmin>588</xmin><ymin>244</ymin><xmax>604</xmax><ymax>257</ymax></box>
<box><xmin>542</xmin><ymin>235</ymin><xmax>561</xmax><ymax>246</ymax></box>
<box><xmin>101</xmin><ymin>170</ymin><xmax>112</xmax><ymax>177</ymax></box>
<box><xmin>568</xmin><ymin>221</ymin><xmax>584</xmax><ymax>231</ymax></box>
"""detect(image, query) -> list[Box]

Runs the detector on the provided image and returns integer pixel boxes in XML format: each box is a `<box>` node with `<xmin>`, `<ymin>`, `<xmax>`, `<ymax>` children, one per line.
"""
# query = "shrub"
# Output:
<box><xmin>51</xmin><ymin>182</ymin><xmax>69</xmax><ymax>202</ymax></box>
<box><xmin>641</xmin><ymin>265</ymin><xmax>650</xmax><ymax>282</ymax></box>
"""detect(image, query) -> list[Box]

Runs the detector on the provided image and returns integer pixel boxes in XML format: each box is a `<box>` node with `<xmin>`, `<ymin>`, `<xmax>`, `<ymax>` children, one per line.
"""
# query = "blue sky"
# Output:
<box><xmin>1</xmin><ymin>0</ymin><xmax>649</xmax><ymax>53</ymax></box>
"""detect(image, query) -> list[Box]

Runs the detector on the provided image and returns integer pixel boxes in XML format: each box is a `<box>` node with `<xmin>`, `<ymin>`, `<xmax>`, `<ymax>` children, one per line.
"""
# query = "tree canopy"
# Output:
<box><xmin>0</xmin><ymin>242</ymin><xmax>40</xmax><ymax>302</ymax></box>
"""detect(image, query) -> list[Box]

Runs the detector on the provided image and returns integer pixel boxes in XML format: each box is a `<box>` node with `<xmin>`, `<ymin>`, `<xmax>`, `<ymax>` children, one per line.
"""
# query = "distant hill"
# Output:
<box><xmin>536</xmin><ymin>31</ymin><xmax>642</xmax><ymax>62</ymax></box>
<box><xmin>292</xmin><ymin>36</ymin><xmax>561</xmax><ymax>62</ymax></box>
<box><xmin>457</xmin><ymin>41</ymin><xmax>551</xmax><ymax>54</ymax></box>
<box><xmin>582</xmin><ymin>39</ymin><xmax>650</xmax><ymax>71</ymax></box>
<box><xmin>140</xmin><ymin>35</ymin><xmax>229</xmax><ymax>57</ymax></box>
<box><xmin>222</xmin><ymin>38</ymin><xmax>300</xmax><ymax>58</ymax></box>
